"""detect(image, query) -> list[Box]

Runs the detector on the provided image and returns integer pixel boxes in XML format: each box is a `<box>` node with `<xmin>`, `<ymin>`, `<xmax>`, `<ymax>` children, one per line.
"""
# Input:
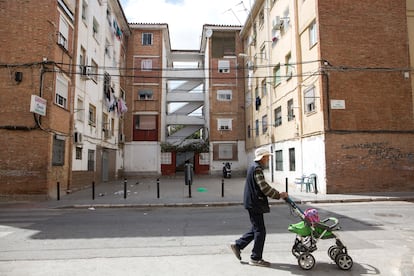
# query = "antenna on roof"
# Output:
<box><xmin>223</xmin><ymin>8</ymin><xmax>242</xmax><ymax>25</ymax></box>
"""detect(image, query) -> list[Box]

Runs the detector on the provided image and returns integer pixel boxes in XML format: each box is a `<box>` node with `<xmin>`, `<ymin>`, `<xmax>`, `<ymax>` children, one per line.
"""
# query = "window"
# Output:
<box><xmin>289</xmin><ymin>148</ymin><xmax>296</xmax><ymax>171</ymax></box>
<box><xmin>92</xmin><ymin>17</ymin><xmax>99</xmax><ymax>41</ymax></box>
<box><xmin>90</xmin><ymin>59</ymin><xmax>98</xmax><ymax>82</ymax></box>
<box><xmin>52</xmin><ymin>135</ymin><xmax>65</xmax><ymax>166</ymax></box>
<box><xmin>304</xmin><ymin>86</ymin><xmax>316</xmax><ymax>113</ymax></box>
<box><xmin>87</xmin><ymin>149</ymin><xmax>95</xmax><ymax>171</ymax></box>
<box><xmin>219</xmin><ymin>144</ymin><xmax>233</xmax><ymax>159</ymax></box>
<box><xmin>285</xmin><ymin>53</ymin><xmax>293</xmax><ymax>79</ymax></box>
<box><xmin>133</xmin><ymin>115</ymin><xmax>158</xmax><ymax>141</ymax></box>
<box><xmin>138</xmin><ymin>89</ymin><xmax>153</xmax><ymax>100</ymax></box>
<box><xmin>79</xmin><ymin>46</ymin><xmax>87</xmax><ymax>70</ymax></box>
<box><xmin>261</xmin><ymin>79</ymin><xmax>267</xmax><ymax>97</ymax></box>
<box><xmin>88</xmin><ymin>104</ymin><xmax>96</xmax><ymax>126</ymax></box>
<box><xmin>105</xmin><ymin>40</ymin><xmax>111</xmax><ymax>58</ymax></box>
<box><xmin>259</xmin><ymin>45</ymin><xmax>266</xmax><ymax>62</ymax></box>
<box><xmin>274</xmin><ymin>106</ymin><xmax>282</xmax><ymax>127</ymax></box>
<box><xmin>75</xmin><ymin>147</ymin><xmax>82</xmax><ymax>160</ymax></box>
<box><xmin>102</xmin><ymin>113</ymin><xmax>109</xmax><ymax>138</ymax></box>
<box><xmin>217</xmin><ymin>90</ymin><xmax>232</xmax><ymax>101</ymax></box>
<box><xmin>58</xmin><ymin>15</ymin><xmax>69</xmax><ymax>50</ymax></box>
<box><xmin>142</xmin><ymin>33</ymin><xmax>153</xmax><ymax>45</ymax></box>
<box><xmin>55</xmin><ymin>74</ymin><xmax>68</xmax><ymax>109</ymax></box>
<box><xmin>259</xmin><ymin>9</ymin><xmax>265</xmax><ymax>27</ymax></box>
<box><xmin>287</xmin><ymin>99</ymin><xmax>294</xmax><ymax>121</ymax></box>
<box><xmin>82</xmin><ymin>0</ymin><xmax>88</xmax><ymax>22</ymax></box>
<box><xmin>103</xmin><ymin>72</ymin><xmax>111</xmax><ymax>98</ymax></box>
<box><xmin>275</xmin><ymin>150</ymin><xmax>283</xmax><ymax>171</ymax></box>
<box><xmin>135</xmin><ymin>115</ymin><xmax>156</xmax><ymax>130</ymax></box>
<box><xmin>218</xmin><ymin>119</ymin><xmax>232</xmax><ymax>130</ymax></box>
<box><xmin>141</xmin><ymin>59</ymin><xmax>152</xmax><ymax>71</ymax></box>
<box><xmin>273</xmin><ymin>64</ymin><xmax>281</xmax><ymax>86</ymax></box>
<box><xmin>218</xmin><ymin>60</ymin><xmax>230</xmax><ymax>73</ymax></box>
<box><xmin>161</xmin><ymin>152</ymin><xmax>172</xmax><ymax>165</ymax></box>
<box><xmin>283</xmin><ymin>8</ymin><xmax>290</xmax><ymax>30</ymax></box>
<box><xmin>106</xmin><ymin>6</ymin><xmax>112</xmax><ymax>26</ymax></box>
<box><xmin>77</xmin><ymin>98</ymin><xmax>84</xmax><ymax>121</ymax></box>
<box><xmin>255</xmin><ymin>119</ymin><xmax>259</xmax><ymax>136</ymax></box>
<box><xmin>262</xmin><ymin>115</ymin><xmax>268</xmax><ymax>133</ymax></box>
<box><xmin>309</xmin><ymin>20</ymin><xmax>318</xmax><ymax>48</ymax></box>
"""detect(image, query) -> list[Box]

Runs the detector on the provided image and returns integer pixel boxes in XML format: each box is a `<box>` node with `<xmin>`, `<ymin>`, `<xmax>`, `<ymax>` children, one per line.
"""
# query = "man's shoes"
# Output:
<box><xmin>230</xmin><ymin>244</ymin><xmax>241</xmax><ymax>260</ymax></box>
<box><xmin>249</xmin><ymin>259</ymin><xmax>271</xmax><ymax>267</ymax></box>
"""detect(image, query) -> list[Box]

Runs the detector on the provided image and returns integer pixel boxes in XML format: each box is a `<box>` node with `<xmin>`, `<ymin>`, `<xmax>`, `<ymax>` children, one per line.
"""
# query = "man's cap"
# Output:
<box><xmin>254</xmin><ymin>147</ymin><xmax>273</xmax><ymax>161</ymax></box>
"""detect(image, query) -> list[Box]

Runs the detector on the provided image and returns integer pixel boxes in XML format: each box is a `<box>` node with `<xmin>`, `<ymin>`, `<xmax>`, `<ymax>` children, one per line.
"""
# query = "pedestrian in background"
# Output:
<box><xmin>230</xmin><ymin>147</ymin><xmax>288</xmax><ymax>267</ymax></box>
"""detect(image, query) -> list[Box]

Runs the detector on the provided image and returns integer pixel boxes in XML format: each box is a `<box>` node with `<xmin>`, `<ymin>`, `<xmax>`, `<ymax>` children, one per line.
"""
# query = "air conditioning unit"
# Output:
<box><xmin>74</xmin><ymin>132</ymin><xmax>83</xmax><ymax>144</ymax></box>
<box><xmin>272</xmin><ymin>16</ymin><xmax>283</xmax><ymax>30</ymax></box>
<box><xmin>80</xmin><ymin>66</ymin><xmax>92</xmax><ymax>80</ymax></box>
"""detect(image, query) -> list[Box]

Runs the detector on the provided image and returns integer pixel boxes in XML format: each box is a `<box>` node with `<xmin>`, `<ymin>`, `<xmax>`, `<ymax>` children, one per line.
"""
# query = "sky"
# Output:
<box><xmin>120</xmin><ymin>0</ymin><xmax>251</xmax><ymax>49</ymax></box>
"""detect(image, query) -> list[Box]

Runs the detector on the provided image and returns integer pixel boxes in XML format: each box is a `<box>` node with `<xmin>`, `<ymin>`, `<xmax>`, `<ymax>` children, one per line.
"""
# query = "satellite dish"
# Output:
<box><xmin>205</xmin><ymin>29</ymin><xmax>213</xmax><ymax>38</ymax></box>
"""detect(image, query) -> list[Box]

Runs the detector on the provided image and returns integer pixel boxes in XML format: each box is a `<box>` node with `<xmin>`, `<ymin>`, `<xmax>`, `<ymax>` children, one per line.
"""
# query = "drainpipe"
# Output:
<box><xmin>293</xmin><ymin>0</ymin><xmax>304</xmax><ymax>175</ymax></box>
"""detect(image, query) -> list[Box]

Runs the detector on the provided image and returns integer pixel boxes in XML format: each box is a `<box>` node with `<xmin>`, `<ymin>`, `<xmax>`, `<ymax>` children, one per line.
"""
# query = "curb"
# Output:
<box><xmin>52</xmin><ymin>196</ymin><xmax>414</xmax><ymax>209</ymax></box>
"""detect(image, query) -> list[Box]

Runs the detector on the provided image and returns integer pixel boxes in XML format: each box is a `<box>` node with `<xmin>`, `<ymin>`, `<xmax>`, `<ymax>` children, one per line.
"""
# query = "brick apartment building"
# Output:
<box><xmin>241</xmin><ymin>0</ymin><xmax>414</xmax><ymax>193</ymax></box>
<box><xmin>0</xmin><ymin>0</ymin><xmax>129</xmax><ymax>198</ymax></box>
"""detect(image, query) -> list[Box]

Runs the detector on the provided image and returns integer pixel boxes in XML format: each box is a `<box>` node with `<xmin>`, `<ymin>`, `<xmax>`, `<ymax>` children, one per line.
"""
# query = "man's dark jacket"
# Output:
<box><xmin>243</xmin><ymin>161</ymin><xmax>270</xmax><ymax>214</ymax></box>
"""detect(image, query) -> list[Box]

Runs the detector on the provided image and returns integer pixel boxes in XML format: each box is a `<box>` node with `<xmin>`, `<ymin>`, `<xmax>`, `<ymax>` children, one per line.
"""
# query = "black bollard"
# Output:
<box><xmin>92</xmin><ymin>181</ymin><xmax>95</xmax><ymax>200</ymax></box>
<box><xmin>313</xmin><ymin>175</ymin><xmax>318</xmax><ymax>194</ymax></box>
<box><xmin>188</xmin><ymin>179</ymin><xmax>192</xmax><ymax>198</ymax></box>
<box><xmin>285</xmin><ymin>177</ymin><xmax>288</xmax><ymax>193</ymax></box>
<box><xmin>157</xmin><ymin>178</ymin><xmax>160</xmax><ymax>198</ymax></box>
<box><xmin>57</xmin><ymin>182</ymin><xmax>60</xmax><ymax>201</ymax></box>
<box><xmin>124</xmin><ymin>178</ymin><xmax>127</xmax><ymax>199</ymax></box>
<box><xmin>221</xmin><ymin>178</ymin><xmax>224</xmax><ymax>197</ymax></box>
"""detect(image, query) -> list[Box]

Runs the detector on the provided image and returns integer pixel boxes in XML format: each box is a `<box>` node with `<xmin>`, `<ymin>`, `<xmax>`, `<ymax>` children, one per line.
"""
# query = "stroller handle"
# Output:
<box><xmin>284</xmin><ymin>196</ymin><xmax>305</xmax><ymax>216</ymax></box>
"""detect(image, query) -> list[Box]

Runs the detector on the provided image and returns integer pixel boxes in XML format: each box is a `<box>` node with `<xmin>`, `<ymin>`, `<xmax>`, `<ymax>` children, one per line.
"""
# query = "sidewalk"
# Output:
<box><xmin>20</xmin><ymin>175</ymin><xmax>414</xmax><ymax>209</ymax></box>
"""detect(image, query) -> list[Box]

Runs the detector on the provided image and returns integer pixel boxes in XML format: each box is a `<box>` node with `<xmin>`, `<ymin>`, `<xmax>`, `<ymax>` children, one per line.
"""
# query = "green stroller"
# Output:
<box><xmin>285</xmin><ymin>197</ymin><xmax>353</xmax><ymax>270</ymax></box>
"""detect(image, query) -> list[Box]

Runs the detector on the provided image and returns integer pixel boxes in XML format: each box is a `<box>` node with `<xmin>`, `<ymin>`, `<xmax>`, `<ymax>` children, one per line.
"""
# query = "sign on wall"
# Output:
<box><xmin>30</xmin><ymin>95</ymin><xmax>47</xmax><ymax>116</ymax></box>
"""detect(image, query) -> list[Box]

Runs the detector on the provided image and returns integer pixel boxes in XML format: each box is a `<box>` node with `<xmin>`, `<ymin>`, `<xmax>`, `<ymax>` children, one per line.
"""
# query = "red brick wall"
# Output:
<box><xmin>318</xmin><ymin>0</ymin><xmax>413</xmax><ymax>131</ymax></box>
<box><xmin>325</xmin><ymin>133</ymin><xmax>414</xmax><ymax>193</ymax></box>
<box><xmin>0</xmin><ymin>0</ymin><xmax>73</xmax><ymax>197</ymax></box>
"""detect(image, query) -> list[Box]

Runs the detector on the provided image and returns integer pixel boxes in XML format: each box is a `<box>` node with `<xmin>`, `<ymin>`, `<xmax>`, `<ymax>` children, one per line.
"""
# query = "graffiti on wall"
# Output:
<box><xmin>341</xmin><ymin>142</ymin><xmax>414</xmax><ymax>164</ymax></box>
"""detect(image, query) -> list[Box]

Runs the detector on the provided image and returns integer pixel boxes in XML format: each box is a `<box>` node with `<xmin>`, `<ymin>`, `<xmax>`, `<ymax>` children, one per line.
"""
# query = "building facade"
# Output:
<box><xmin>240</xmin><ymin>0</ymin><xmax>414</xmax><ymax>193</ymax></box>
<box><xmin>71</xmin><ymin>0</ymin><xmax>129</xmax><ymax>191</ymax></box>
<box><xmin>0</xmin><ymin>0</ymin><xmax>76</xmax><ymax>198</ymax></box>
<box><xmin>0</xmin><ymin>0</ymin><xmax>129</xmax><ymax>197</ymax></box>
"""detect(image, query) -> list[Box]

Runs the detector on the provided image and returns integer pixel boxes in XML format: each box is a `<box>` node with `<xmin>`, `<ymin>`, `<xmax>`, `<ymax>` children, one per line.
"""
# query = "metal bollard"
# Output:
<box><xmin>92</xmin><ymin>181</ymin><xmax>95</xmax><ymax>200</ymax></box>
<box><xmin>157</xmin><ymin>178</ymin><xmax>160</xmax><ymax>198</ymax></box>
<box><xmin>221</xmin><ymin>178</ymin><xmax>224</xmax><ymax>197</ymax></box>
<box><xmin>188</xmin><ymin>179</ymin><xmax>192</xmax><ymax>198</ymax></box>
<box><xmin>313</xmin><ymin>175</ymin><xmax>318</xmax><ymax>194</ymax></box>
<box><xmin>285</xmin><ymin>177</ymin><xmax>288</xmax><ymax>193</ymax></box>
<box><xmin>124</xmin><ymin>178</ymin><xmax>127</xmax><ymax>199</ymax></box>
<box><xmin>57</xmin><ymin>182</ymin><xmax>60</xmax><ymax>201</ymax></box>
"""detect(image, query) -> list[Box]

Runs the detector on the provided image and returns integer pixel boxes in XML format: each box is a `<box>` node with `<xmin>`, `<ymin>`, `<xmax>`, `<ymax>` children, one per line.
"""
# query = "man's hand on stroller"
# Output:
<box><xmin>280</xmin><ymin>192</ymin><xmax>288</xmax><ymax>199</ymax></box>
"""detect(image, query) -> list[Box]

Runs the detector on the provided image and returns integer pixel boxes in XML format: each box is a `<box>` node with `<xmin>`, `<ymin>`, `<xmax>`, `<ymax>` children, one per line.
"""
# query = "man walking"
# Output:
<box><xmin>230</xmin><ymin>147</ymin><xmax>288</xmax><ymax>267</ymax></box>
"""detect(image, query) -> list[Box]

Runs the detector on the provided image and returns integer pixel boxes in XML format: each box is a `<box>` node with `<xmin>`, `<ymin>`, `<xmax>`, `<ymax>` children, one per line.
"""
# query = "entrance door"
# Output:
<box><xmin>102</xmin><ymin>150</ymin><xmax>109</xmax><ymax>182</ymax></box>
<box><xmin>176</xmin><ymin>152</ymin><xmax>194</xmax><ymax>171</ymax></box>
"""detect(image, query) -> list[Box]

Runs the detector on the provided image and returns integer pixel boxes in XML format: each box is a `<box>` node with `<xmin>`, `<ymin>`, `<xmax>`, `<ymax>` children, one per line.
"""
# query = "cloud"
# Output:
<box><xmin>121</xmin><ymin>0</ymin><xmax>249</xmax><ymax>49</ymax></box>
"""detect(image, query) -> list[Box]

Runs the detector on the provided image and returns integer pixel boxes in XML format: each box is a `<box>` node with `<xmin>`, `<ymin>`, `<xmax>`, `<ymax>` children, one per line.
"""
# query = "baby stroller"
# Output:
<box><xmin>285</xmin><ymin>197</ymin><xmax>353</xmax><ymax>270</ymax></box>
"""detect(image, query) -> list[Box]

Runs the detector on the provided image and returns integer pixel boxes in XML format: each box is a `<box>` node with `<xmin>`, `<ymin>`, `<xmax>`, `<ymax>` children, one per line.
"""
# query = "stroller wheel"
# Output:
<box><xmin>328</xmin><ymin>245</ymin><xmax>341</xmax><ymax>260</ymax></box>
<box><xmin>335</xmin><ymin>253</ymin><xmax>353</xmax><ymax>270</ymax></box>
<box><xmin>298</xmin><ymin>253</ymin><xmax>315</xmax><ymax>270</ymax></box>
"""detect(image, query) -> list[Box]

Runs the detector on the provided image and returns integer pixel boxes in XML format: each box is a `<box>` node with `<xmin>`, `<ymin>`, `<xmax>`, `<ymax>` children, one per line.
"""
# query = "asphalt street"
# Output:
<box><xmin>0</xmin><ymin>201</ymin><xmax>413</xmax><ymax>275</ymax></box>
